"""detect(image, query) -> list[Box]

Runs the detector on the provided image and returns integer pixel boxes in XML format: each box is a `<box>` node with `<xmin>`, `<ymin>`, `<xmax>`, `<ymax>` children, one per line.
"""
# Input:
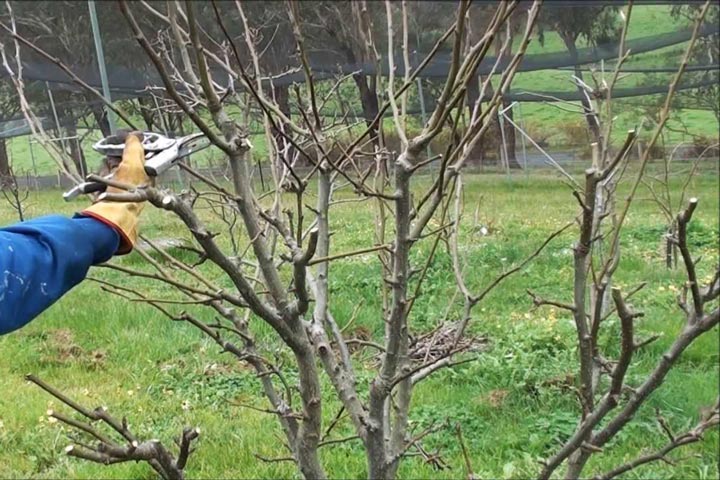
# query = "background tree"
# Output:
<box><xmin>297</xmin><ymin>1</ymin><xmax>384</xmax><ymax>147</ymax></box>
<box><xmin>1</xmin><ymin>1</ymin><xmax>151</xmax><ymax>171</ymax></box>
<box><xmin>2</xmin><ymin>2</ymin><xmax>717</xmax><ymax>479</ymax></box>
<box><xmin>3</xmin><ymin>1</ymin><xmax>547</xmax><ymax>477</ymax></box>
<box><xmin>538</xmin><ymin>5</ymin><xmax>621</xmax><ymax>143</ymax></box>
<box><xmin>671</xmin><ymin>3</ymin><xmax>719</xmax><ymax>124</ymax></box>
<box><xmin>0</xmin><ymin>80</ymin><xmax>20</xmax><ymax>182</ymax></box>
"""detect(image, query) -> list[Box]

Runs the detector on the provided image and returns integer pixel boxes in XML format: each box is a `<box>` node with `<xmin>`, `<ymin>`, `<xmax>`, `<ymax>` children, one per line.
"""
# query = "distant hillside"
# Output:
<box><xmin>514</xmin><ymin>5</ymin><xmax>718</xmax><ymax>148</ymax></box>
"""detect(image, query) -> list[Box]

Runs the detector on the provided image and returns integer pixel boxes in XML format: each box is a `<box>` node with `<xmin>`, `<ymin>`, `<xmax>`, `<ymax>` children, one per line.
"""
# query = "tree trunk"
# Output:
<box><xmin>275</xmin><ymin>84</ymin><xmax>292</xmax><ymax>121</ymax></box>
<box><xmin>138</xmin><ymin>97</ymin><xmax>156</xmax><ymax>131</ymax></box>
<box><xmin>271</xmin><ymin>84</ymin><xmax>297</xmax><ymax>166</ymax></box>
<box><xmin>66</xmin><ymin>121</ymin><xmax>88</xmax><ymax>177</ymax></box>
<box><xmin>566</xmin><ymin>449</ymin><xmax>592</xmax><ymax>480</ymax></box>
<box><xmin>353</xmin><ymin>73</ymin><xmax>380</xmax><ymax>146</ymax></box>
<box><xmin>496</xmin><ymin>32</ymin><xmax>521</xmax><ymax>169</ymax></box>
<box><xmin>562</xmin><ymin>34</ymin><xmax>601</xmax><ymax>143</ymax></box>
<box><xmin>502</xmin><ymin>99</ymin><xmax>521</xmax><ymax>169</ymax></box>
<box><xmin>465</xmin><ymin>76</ymin><xmax>486</xmax><ymax>167</ymax></box>
<box><xmin>292</xmin><ymin>346</ymin><xmax>327</xmax><ymax>480</ymax></box>
<box><xmin>59</xmin><ymin>105</ymin><xmax>88</xmax><ymax>177</ymax></box>
<box><xmin>91</xmin><ymin>103</ymin><xmax>112</xmax><ymax>137</ymax></box>
<box><xmin>0</xmin><ymin>138</ymin><xmax>10</xmax><ymax>186</ymax></box>
<box><xmin>665</xmin><ymin>223</ymin><xmax>677</xmax><ymax>269</ymax></box>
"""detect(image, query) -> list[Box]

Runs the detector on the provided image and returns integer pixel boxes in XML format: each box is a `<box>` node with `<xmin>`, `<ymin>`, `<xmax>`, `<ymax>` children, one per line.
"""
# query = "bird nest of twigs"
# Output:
<box><xmin>408</xmin><ymin>322</ymin><xmax>489</xmax><ymax>365</ymax></box>
<box><xmin>356</xmin><ymin>322</ymin><xmax>489</xmax><ymax>369</ymax></box>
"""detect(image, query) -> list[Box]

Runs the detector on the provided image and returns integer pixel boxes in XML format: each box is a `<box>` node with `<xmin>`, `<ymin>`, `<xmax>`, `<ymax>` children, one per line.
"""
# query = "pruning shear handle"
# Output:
<box><xmin>62</xmin><ymin>177</ymin><xmax>112</xmax><ymax>201</ymax></box>
<box><xmin>62</xmin><ymin>132</ymin><xmax>210</xmax><ymax>202</ymax></box>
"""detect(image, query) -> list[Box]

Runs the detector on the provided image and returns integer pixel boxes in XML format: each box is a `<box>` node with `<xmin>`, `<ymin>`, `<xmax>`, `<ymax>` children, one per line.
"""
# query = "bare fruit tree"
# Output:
<box><xmin>1</xmin><ymin>163</ymin><xmax>29</xmax><ymax>221</ymax></box>
<box><xmin>1</xmin><ymin>1</ymin><xmax>717</xmax><ymax>479</ymax></box>
<box><xmin>2</xmin><ymin>1</ymin><xmax>545</xmax><ymax>477</ymax></box>
<box><xmin>642</xmin><ymin>141</ymin><xmax>719</xmax><ymax>268</ymax></box>
<box><xmin>526</xmin><ymin>2</ymin><xmax>719</xmax><ymax>478</ymax></box>
<box><xmin>0</xmin><ymin>0</ymin><xmax>142</xmax><ymax>183</ymax></box>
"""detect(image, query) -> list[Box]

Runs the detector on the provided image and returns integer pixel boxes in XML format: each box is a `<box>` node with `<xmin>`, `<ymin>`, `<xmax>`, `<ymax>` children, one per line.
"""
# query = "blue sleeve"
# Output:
<box><xmin>0</xmin><ymin>215</ymin><xmax>120</xmax><ymax>335</ymax></box>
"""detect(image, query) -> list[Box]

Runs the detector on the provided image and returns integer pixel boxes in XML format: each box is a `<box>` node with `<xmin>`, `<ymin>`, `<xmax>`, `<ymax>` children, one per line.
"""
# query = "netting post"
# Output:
<box><xmin>88</xmin><ymin>0</ymin><xmax>116</xmax><ymax>134</ymax></box>
<box><xmin>28</xmin><ymin>136</ymin><xmax>38</xmax><ymax>190</ymax></box>
<box><xmin>45</xmin><ymin>82</ymin><xmax>67</xmax><ymax>157</ymax></box>
<box><xmin>501</xmin><ymin>109</ymin><xmax>574</xmax><ymax>181</ymax></box>
<box><xmin>499</xmin><ymin>103</ymin><xmax>511</xmax><ymax>181</ymax></box>
<box><xmin>516</xmin><ymin>102</ymin><xmax>529</xmax><ymax>181</ymax></box>
<box><xmin>74</xmin><ymin>136</ymin><xmax>85</xmax><ymax>177</ymax></box>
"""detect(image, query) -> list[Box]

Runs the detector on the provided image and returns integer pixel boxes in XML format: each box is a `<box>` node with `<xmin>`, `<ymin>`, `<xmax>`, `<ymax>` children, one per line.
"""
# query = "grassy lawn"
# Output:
<box><xmin>0</xmin><ymin>161</ymin><xmax>717</xmax><ymax>479</ymax></box>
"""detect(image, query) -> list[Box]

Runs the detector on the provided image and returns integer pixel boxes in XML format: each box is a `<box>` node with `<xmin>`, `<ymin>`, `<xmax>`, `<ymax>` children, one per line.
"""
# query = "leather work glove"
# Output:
<box><xmin>80</xmin><ymin>132</ymin><xmax>149</xmax><ymax>255</ymax></box>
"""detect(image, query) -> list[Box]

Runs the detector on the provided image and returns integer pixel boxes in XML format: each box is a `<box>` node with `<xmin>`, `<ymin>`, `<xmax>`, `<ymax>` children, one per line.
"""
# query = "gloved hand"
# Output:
<box><xmin>80</xmin><ymin>132</ymin><xmax>149</xmax><ymax>255</ymax></box>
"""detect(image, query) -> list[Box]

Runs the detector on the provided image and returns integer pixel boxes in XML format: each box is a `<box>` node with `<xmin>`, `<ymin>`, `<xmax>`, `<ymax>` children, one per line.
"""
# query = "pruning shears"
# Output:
<box><xmin>62</xmin><ymin>132</ymin><xmax>211</xmax><ymax>201</ymax></box>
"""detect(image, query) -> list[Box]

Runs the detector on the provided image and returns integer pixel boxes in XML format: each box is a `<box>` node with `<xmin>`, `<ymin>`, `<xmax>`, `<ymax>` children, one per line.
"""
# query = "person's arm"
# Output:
<box><xmin>0</xmin><ymin>133</ymin><xmax>147</xmax><ymax>335</ymax></box>
<box><xmin>0</xmin><ymin>215</ymin><xmax>120</xmax><ymax>335</ymax></box>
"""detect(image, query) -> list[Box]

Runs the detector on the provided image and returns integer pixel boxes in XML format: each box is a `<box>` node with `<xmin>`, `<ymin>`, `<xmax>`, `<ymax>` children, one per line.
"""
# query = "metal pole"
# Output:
<box><xmin>88</xmin><ymin>0</ymin><xmax>116</xmax><ymax>134</ymax></box>
<box><xmin>498</xmin><ymin>109</ymin><xmax>510</xmax><ymax>181</ymax></box>
<box><xmin>45</xmin><ymin>82</ymin><xmax>70</xmax><ymax>177</ymax></box>
<box><xmin>75</xmin><ymin>136</ymin><xmax>85</xmax><ymax>177</ymax></box>
<box><xmin>45</xmin><ymin>82</ymin><xmax>68</xmax><ymax>158</ymax></box>
<box><xmin>501</xmin><ymin>110</ymin><xmax>579</xmax><ymax>188</ymax></box>
<box><xmin>516</xmin><ymin>102</ymin><xmax>529</xmax><ymax>181</ymax></box>
<box><xmin>28</xmin><ymin>136</ymin><xmax>38</xmax><ymax>190</ymax></box>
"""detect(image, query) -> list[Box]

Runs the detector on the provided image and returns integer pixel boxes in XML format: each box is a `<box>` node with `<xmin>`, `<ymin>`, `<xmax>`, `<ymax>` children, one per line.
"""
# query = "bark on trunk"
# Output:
<box><xmin>0</xmin><ymin>138</ymin><xmax>9</xmax><ymax>184</ymax></box>
<box><xmin>367</xmin><ymin>153</ymin><xmax>414</xmax><ymax>479</ymax></box>
<box><xmin>91</xmin><ymin>103</ymin><xmax>112</xmax><ymax>137</ymax></box>
<box><xmin>465</xmin><ymin>76</ymin><xmax>486</xmax><ymax>167</ymax></box>
<box><xmin>665</xmin><ymin>224</ymin><xmax>677</xmax><ymax>269</ymax></box>
<box><xmin>293</xmin><ymin>345</ymin><xmax>326</xmax><ymax>480</ymax></box>
<box><xmin>353</xmin><ymin>73</ymin><xmax>380</xmax><ymax>146</ymax></box>
<box><xmin>271</xmin><ymin>84</ymin><xmax>297</xmax><ymax>164</ymax></box>
<box><xmin>66</xmin><ymin>121</ymin><xmax>88</xmax><ymax>177</ymax></box>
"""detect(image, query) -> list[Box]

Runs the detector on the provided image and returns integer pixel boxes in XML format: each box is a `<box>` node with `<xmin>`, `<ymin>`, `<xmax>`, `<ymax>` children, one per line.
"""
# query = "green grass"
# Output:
<box><xmin>1</xmin><ymin>162</ymin><xmax>718</xmax><ymax>479</ymax></box>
